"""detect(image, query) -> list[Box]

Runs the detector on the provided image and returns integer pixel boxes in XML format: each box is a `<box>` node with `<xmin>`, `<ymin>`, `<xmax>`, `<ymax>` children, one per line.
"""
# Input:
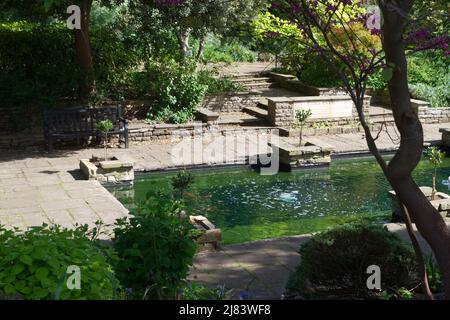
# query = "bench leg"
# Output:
<box><xmin>124</xmin><ymin>130</ymin><xmax>129</xmax><ymax>149</ymax></box>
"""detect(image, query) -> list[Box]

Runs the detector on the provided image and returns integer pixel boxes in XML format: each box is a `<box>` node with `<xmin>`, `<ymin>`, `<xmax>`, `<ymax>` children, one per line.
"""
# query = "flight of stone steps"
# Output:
<box><xmin>231</xmin><ymin>73</ymin><xmax>277</xmax><ymax>91</ymax></box>
<box><xmin>232</xmin><ymin>72</ymin><xmax>398</xmax><ymax>130</ymax></box>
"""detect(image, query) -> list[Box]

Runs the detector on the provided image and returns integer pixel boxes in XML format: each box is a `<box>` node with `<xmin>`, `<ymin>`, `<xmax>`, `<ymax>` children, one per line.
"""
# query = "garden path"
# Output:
<box><xmin>188</xmin><ymin>222</ymin><xmax>446</xmax><ymax>300</ymax></box>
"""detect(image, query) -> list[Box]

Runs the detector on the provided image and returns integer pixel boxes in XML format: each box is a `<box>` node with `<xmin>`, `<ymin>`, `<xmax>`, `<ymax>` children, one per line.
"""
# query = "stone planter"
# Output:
<box><xmin>80</xmin><ymin>156</ymin><xmax>134</xmax><ymax>186</ymax></box>
<box><xmin>389</xmin><ymin>186</ymin><xmax>450</xmax><ymax>222</ymax></box>
<box><xmin>270</xmin><ymin>140</ymin><xmax>333</xmax><ymax>170</ymax></box>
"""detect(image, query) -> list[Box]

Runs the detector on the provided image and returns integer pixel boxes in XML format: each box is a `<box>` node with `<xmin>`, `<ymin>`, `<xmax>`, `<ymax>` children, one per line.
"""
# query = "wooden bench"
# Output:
<box><xmin>43</xmin><ymin>105</ymin><xmax>129</xmax><ymax>151</ymax></box>
<box><xmin>196</xmin><ymin>108</ymin><xmax>219</xmax><ymax>123</ymax></box>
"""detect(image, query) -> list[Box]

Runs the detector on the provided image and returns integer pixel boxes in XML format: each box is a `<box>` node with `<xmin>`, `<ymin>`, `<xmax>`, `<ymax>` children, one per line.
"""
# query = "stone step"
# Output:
<box><xmin>243</xmin><ymin>106</ymin><xmax>269</xmax><ymax>120</ymax></box>
<box><xmin>241</xmin><ymin>82</ymin><xmax>277</xmax><ymax>90</ymax></box>
<box><xmin>217</xmin><ymin>116</ymin><xmax>267</xmax><ymax>126</ymax></box>
<box><xmin>230</xmin><ymin>73</ymin><xmax>264</xmax><ymax>80</ymax></box>
<box><xmin>231</xmin><ymin>77</ymin><xmax>273</xmax><ymax>85</ymax></box>
<box><xmin>257</xmin><ymin>100</ymin><xmax>269</xmax><ymax>111</ymax></box>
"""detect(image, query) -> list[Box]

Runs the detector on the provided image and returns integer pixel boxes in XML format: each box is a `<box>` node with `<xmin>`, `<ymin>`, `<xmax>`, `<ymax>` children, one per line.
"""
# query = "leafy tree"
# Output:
<box><xmin>270</xmin><ymin>0</ymin><xmax>450</xmax><ymax>298</ymax></box>
<box><xmin>1</xmin><ymin>0</ymin><xmax>93</xmax><ymax>102</ymax></box>
<box><xmin>132</xmin><ymin>0</ymin><xmax>267</xmax><ymax>61</ymax></box>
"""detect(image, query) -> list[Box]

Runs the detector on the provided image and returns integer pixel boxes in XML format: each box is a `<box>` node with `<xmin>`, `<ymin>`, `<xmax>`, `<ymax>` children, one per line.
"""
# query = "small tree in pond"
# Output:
<box><xmin>294</xmin><ymin>109</ymin><xmax>312</xmax><ymax>147</ymax></box>
<box><xmin>424</xmin><ymin>146</ymin><xmax>446</xmax><ymax>200</ymax></box>
<box><xmin>95</xmin><ymin>119</ymin><xmax>114</xmax><ymax>161</ymax></box>
<box><xmin>171</xmin><ymin>170</ymin><xmax>194</xmax><ymax>200</ymax></box>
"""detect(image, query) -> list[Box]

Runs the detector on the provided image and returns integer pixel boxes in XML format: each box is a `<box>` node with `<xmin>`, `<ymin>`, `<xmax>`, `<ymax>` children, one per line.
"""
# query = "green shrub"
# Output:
<box><xmin>0</xmin><ymin>20</ymin><xmax>142</xmax><ymax>109</ymax></box>
<box><xmin>407</xmin><ymin>52</ymin><xmax>448</xmax><ymax>87</ymax></box>
<box><xmin>367</xmin><ymin>70</ymin><xmax>387</xmax><ymax>90</ymax></box>
<box><xmin>0</xmin><ymin>22</ymin><xmax>80</xmax><ymax>108</ymax></box>
<box><xmin>145</xmin><ymin>60</ymin><xmax>208</xmax><ymax>124</ymax></box>
<box><xmin>0</xmin><ymin>224</ymin><xmax>118</xmax><ymax>300</ymax></box>
<box><xmin>297</xmin><ymin>53</ymin><xmax>343</xmax><ymax>88</ymax></box>
<box><xmin>181</xmin><ymin>283</ymin><xmax>231</xmax><ymax>300</ymax></box>
<box><xmin>409</xmin><ymin>83</ymin><xmax>449</xmax><ymax>108</ymax></box>
<box><xmin>286</xmin><ymin>223</ymin><xmax>418</xmax><ymax>299</ymax></box>
<box><xmin>197</xmin><ymin>70</ymin><xmax>242</xmax><ymax>94</ymax></box>
<box><xmin>113</xmin><ymin>199</ymin><xmax>197</xmax><ymax>299</ymax></box>
<box><xmin>202</xmin><ymin>35</ymin><xmax>257</xmax><ymax>63</ymax></box>
<box><xmin>425</xmin><ymin>257</ymin><xmax>443</xmax><ymax>292</ymax></box>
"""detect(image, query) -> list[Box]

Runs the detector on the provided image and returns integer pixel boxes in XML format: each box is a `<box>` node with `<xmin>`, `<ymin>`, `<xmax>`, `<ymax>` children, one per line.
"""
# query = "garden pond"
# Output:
<box><xmin>109</xmin><ymin>157</ymin><xmax>450</xmax><ymax>244</ymax></box>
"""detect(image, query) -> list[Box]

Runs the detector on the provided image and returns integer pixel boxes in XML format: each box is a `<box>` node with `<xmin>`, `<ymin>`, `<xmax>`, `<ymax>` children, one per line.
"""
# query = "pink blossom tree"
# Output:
<box><xmin>269</xmin><ymin>0</ymin><xmax>450</xmax><ymax>298</ymax></box>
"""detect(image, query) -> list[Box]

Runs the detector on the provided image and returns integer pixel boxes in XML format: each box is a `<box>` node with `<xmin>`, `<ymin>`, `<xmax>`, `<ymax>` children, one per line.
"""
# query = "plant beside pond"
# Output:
<box><xmin>424</xmin><ymin>146</ymin><xmax>446</xmax><ymax>200</ymax></box>
<box><xmin>0</xmin><ymin>224</ymin><xmax>118</xmax><ymax>300</ymax></box>
<box><xmin>113</xmin><ymin>199</ymin><xmax>198</xmax><ymax>300</ymax></box>
<box><xmin>286</xmin><ymin>223</ymin><xmax>419</xmax><ymax>300</ymax></box>
<box><xmin>293</xmin><ymin>109</ymin><xmax>312</xmax><ymax>147</ymax></box>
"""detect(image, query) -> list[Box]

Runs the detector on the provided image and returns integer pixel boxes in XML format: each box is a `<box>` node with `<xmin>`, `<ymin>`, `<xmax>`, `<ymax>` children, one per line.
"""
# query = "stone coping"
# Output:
<box><xmin>267</xmin><ymin>95</ymin><xmax>369</xmax><ymax>103</ymax></box>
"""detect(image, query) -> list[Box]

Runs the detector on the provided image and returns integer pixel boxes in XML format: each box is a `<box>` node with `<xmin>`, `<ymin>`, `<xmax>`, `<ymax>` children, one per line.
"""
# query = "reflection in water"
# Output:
<box><xmin>109</xmin><ymin>157</ymin><xmax>450</xmax><ymax>229</ymax></box>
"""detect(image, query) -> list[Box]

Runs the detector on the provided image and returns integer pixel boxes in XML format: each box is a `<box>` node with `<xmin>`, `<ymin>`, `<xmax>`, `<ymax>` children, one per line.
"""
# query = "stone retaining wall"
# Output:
<box><xmin>121</xmin><ymin>123</ymin><xmax>276</xmax><ymax>144</ymax></box>
<box><xmin>419</xmin><ymin>106</ymin><xmax>450</xmax><ymax>123</ymax></box>
<box><xmin>201</xmin><ymin>92</ymin><xmax>261</xmax><ymax>113</ymax></box>
<box><xmin>267</xmin><ymin>95</ymin><xmax>370</xmax><ymax>127</ymax></box>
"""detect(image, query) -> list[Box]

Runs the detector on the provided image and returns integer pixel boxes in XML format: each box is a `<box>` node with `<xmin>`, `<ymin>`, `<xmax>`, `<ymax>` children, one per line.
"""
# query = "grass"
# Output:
<box><xmin>221</xmin><ymin>211</ymin><xmax>390</xmax><ymax>245</ymax></box>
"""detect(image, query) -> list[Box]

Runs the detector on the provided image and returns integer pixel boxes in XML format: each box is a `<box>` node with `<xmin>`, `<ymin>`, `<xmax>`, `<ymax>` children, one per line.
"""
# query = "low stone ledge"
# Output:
<box><xmin>80</xmin><ymin>156</ymin><xmax>134</xmax><ymax>186</ymax></box>
<box><xmin>270</xmin><ymin>141</ymin><xmax>333</xmax><ymax>170</ymax></box>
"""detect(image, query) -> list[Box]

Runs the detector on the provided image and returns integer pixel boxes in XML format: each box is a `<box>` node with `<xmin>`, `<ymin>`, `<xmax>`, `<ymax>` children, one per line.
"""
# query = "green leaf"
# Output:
<box><xmin>35</xmin><ymin>267</ymin><xmax>49</xmax><ymax>281</ymax></box>
<box><xmin>3</xmin><ymin>284</ymin><xmax>16</xmax><ymax>295</ymax></box>
<box><xmin>19</xmin><ymin>255</ymin><xmax>32</xmax><ymax>266</ymax></box>
<box><xmin>11</xmin><ymin>263</ymin><xmax>25</xmax><ymax>276</ymax></box>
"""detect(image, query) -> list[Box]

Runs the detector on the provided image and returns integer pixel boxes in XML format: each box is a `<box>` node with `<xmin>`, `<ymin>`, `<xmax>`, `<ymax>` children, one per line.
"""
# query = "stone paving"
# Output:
<box><xmin>0</xmin><ymin>156</ymin><xmax>129</xmax><ymax>232</ymax></box>
<box><xmin>306</xmin><ymin>122</ymin><xmax>445</xmax><ymax>155</ymax></box>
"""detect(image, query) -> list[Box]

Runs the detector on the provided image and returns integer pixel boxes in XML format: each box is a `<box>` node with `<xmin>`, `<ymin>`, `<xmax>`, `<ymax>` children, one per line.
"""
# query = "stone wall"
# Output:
<box><xmin>419</xmin><ymin>106</ymin><xmax>450</xmax><ymax>123</ymax></box>
<box><xmin>266</xmin><ymin>73</ymin><xmax>347</xmax><ymax>96</ymax></box>
<box><xmin>122</xmin><ymin>123</ymin><xmax>276</xmax><ymax>144</ymax></box>
<box><xmin>0</xmin><ymin>107</ymin><xmax>41</xmax><ymax>132</ymax></box>
<box><xmin>267</xmin><ymin>95</ymin><xmax>370</xmax><ymax>127</ymax></box>
<box><xmin>201</xmin><ymin>92</ymin><xmax>261</xmax><ymax>113</ymax></box>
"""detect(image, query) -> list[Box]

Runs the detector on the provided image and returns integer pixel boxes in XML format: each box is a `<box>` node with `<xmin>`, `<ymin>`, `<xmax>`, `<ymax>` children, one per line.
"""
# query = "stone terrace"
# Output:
<box><xmin>0</xmin><ymin>122</ymin><xmax>448</xmax><ymax>231</ymax></box>
<box><xmin>0</xmin><ymin>156</ymin><xmax>128</xmax><ymax>232</ymax></box>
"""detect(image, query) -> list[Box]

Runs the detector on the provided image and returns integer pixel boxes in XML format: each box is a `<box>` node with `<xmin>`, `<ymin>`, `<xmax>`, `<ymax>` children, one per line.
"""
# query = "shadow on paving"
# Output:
<box><xmin>188</xmin><ymin>235</ymin><xmax>311</xmax><ymax>300</ymax></box>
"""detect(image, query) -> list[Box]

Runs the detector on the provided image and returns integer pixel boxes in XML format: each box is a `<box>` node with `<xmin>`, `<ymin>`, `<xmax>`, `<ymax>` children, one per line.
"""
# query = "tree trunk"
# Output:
<box><xmin>380</xmin><ymin>0</ymin><xmax>450</xmax><ymax>297</ymax></box>
<box><xmin>196</xmin><ymin>32</ymin><xmax>206</xmax><ymax>61</ymax></box>
<box><xmin>75</xmin><ymin>0</ymin><xmax>94</xmax><ymax>104</ymax></box>
<box><xmin>177</xmin><ymin>28</ymin><xmax>191</xmax><ymax>61</ymax></box>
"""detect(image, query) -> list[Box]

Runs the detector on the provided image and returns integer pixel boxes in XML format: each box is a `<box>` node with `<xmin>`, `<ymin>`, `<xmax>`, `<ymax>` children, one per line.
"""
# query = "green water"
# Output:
<box><xmin>110</xmin><ymin>157</ymin><xmax>450</xmax><ymax>244</ymax></box>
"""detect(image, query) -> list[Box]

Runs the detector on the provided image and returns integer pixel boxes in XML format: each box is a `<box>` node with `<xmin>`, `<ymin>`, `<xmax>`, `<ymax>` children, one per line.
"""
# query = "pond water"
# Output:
<box><xmin>110</xmin><ymin>156</ymin><xmax>450</xmax><ymax>244</ymax></box>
